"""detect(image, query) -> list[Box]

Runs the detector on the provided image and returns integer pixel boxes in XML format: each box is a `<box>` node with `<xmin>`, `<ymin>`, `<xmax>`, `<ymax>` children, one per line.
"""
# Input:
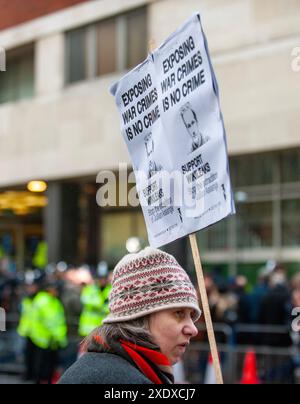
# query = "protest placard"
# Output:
<box><xmin>111</xmin><ymin>13</ymin><xmax>235</xmax><ymax>249</ymax></box>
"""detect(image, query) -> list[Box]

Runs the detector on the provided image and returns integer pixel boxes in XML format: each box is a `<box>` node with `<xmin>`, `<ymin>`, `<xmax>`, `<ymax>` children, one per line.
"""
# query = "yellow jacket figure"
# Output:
<box><xmin>30</xmin><ymin>290</ymin><xmax>67</xmax><ymax>350</ymax></box>
<box><xmin>79</xmin><ymin>283</ymin><xmax>111</xmax><ymax>337</ymax></box>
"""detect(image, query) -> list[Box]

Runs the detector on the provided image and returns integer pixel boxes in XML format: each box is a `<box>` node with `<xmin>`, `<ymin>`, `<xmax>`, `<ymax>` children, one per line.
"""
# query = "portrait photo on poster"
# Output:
<box><xmin>144</xmin><ymin>132</ymin><xmax>164</xmax><ymax>179</ymax></box>
<box><xmin>180</xmin><ymin>102</ymin><xmax>210</xmax><ymax>153</ymax></box>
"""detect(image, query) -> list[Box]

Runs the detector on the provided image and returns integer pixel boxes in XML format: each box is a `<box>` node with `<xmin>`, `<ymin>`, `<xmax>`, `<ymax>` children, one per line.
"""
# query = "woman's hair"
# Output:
<box><xmin>81</xmin><ymin>316</ymin><xmax>160</xmax><ymax>352</ymax></box>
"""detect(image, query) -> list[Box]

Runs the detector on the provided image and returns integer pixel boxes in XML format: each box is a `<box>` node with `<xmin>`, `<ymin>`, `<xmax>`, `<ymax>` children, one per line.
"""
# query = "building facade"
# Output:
<box><xmin>0</xmin><ymin>0</ymin><xmax>299</xmax><ymax>277</ymax></box>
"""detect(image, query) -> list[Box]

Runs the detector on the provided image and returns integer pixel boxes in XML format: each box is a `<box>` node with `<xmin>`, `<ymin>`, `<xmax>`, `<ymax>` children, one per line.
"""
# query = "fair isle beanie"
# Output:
<box><xmin>103</xmin><ymin>247</ymin><xmax>201</xmax><ymax>324</ymax></box>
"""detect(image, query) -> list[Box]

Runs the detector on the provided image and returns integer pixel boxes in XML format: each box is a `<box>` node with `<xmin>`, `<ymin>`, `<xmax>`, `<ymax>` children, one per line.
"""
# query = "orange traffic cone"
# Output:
<box><xmin>240</xmin><ymin>350</ymin><xmax>260</xmax><ymax>384</ymax></box>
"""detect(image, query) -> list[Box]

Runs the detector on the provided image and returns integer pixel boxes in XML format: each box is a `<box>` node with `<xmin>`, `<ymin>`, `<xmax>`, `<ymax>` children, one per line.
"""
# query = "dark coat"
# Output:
<box><xmin>58</xmin><ymin>352</ymin><xmax>153</xmax><ymax>384</ymax></box>
<box><xmin>258</xmin><ymin>285</ymin><xmax>292</xmax><ymax>347</ymax></box>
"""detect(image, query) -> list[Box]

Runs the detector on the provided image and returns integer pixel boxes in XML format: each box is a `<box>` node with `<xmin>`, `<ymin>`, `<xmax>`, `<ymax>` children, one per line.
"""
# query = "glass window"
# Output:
<box><xmin>18</xmin><ymin>53</ymin><xmax>34</xmax><ymax>99</ymax></box>
<box><xmin>282</xmin><ymin>199</ymin><xmax>300</xmax><ymax>246</ymax></box>
<box><xmin>65</xmin><ymin>7</ymin><xmax>147</xmax><ymax>84</ymax></box>
<box><xmin>0</xmin><ymin>62</ymin><xmax>17</xmax><ymax>103</ymax></box>
<box><xmin>0</xmin><ymin>44</ymin><xmax>34</xmax><ymax>104</ymax></box>
<box><xmin>97</xmin><ymin>18</ymin><xmax>117</xmax><ymax>76</ymax></box>
<box><xmin>281</xmin><ymin>149</ymin><xmax>300</xmax><ymax>183</ymax></box>
<box><xmin>200</xmin><ymin>217</ymin><xmax>230</xmax><ymax>250</ymax></box>
<box><xmin>231</xmin><ymin>153</ymin><xmax>274</xmax><ymax>187</ymax></box>
<box><xmin>126</xmin><ymin>8</ymin><xmax>148</xmax><ymax>69</ymax></box>
<box><xmin>66</xmin><ymin>27</ymin><xmax>88</xmax><ymax>84</ymax></box>
<box><xmin>237</xmin><ymin>202</ymin><xmax>273</xmax><ymax>247</ymax></box>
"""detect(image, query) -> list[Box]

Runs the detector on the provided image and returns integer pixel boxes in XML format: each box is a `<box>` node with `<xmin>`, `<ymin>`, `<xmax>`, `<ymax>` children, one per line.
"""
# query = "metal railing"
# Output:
<box><xmin>1</xmin><ymin>318</ymin><xmax>299</xmax><ymax>384</ymax></box>
<box><xmin>183</xmin><ymin>323</ymin><xmax>300</xmax><ymax>384</ymax></box>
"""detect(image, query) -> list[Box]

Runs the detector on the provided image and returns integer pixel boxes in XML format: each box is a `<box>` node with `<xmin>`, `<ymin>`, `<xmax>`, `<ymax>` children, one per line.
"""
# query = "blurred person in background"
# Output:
<box><xmin>59</xmin><ymin>266</ymin><xmax>83</xmax><ymax>369</ymax></box>
<box><xmin>291</xmin><ymin>273</ymin><xmax>300</xmax><ymax>292</ymax></box>
<box><xmin>273</xmin><ymin>262</ymin><xmax>288</xmax><ymax>277</ymax></box>
<box><xmin>78</xmin><ymin>266</ymin><xmax>111</xmax><ymax>338</ymax></box>
<box><xmin>32</xmin><ymin>240</ymin><xmax>48</xmax><ymax>271</ymax></box>
<box><xmin>291</xmin><ymin>289</ymin><xmax>300</xmax><ymax>335</ymax></box>
<box><xmin>249</xmin><ymin>266</ymin><xmax>271</xmax><ymax>325</ymax></box>
<box><xmin>17</xmin><ymin>273</ymin><xmax>42</xmax><ymax>381</ymax></box>
<box><xmin>291</xmin><ymin>288</ymin><xmax>300</xmax><ymax>383</ymax></box>
<box><xmin>258</xmin><ymin>271</ymin><xmax>291</xmax><ymax>347</ymax></box>
<box><xmin>209</xmin><ymin>278</ymin><xmax>238</xmax><ymax>342</ymax></box>
<box><xmin>233</xmin><ymin>275</ymin><xmax>252</xmax><ymax>345</ymax></box>
<box><xmin>0</xmin><ymin>260</ymin><xmax>20</xmax><ymax>316</ymax></box>
<box><xmin>258</xmin><ymin>271</ymin><xmax>293</xmax><ymax>383</ymax></box>
<box><xmin>29</xmin><ymin>280</ymin><xmax>67</xmax><ymax>384</ymax></box>
<box><xmin>60</xmin><ymin>266</ymin><xmax>82</xmax><ymax>337</ymax></box>
<box><xmin>234</xmin><ymin>275</ymin><xmax>252</xmax><ymax>325</ymax></box>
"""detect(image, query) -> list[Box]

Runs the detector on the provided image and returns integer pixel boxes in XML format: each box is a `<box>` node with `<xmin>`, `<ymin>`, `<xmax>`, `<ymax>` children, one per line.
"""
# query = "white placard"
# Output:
<box><xmin>110</xmin><ymin>13</ymin><xmax>235</xmax><ymax>248</ymax></box>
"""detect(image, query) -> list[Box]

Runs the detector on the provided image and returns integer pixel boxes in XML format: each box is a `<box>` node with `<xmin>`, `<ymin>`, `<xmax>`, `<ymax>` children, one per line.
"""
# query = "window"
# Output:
<box><xmin>231</xmin><ymin>153</ymin><xmax>274</xmax><ymax>187</ymax></box>
<box><xmin>65</xmin><ymin>7</ymin><xmax>148</xmax><ymax>85</ymax></box>
<box><xmin>282</xmin><ymin>199</ymin><xmax>300</xmax><ymax>247</ymax></box>
<box><xmin>66</xmin><ymin>27</ymin><xmax>88</xmax><ymax>84</ymax></box>
<box><xmin>97</xmin><ymin>18</ymin><xmax>117</xmax><ymax>76</ymax></box>
<box><xmin>237</xmin><ymin>202</ymin><xmax>273</xmax><ymax>248</ymax></box>
<box><xmin>281</xmin><ymin>149</ymin><xmax>300</xmax><ymax>183</ymax></box>
<box><xmin>0</xmin><ymin>44</ymin><xmax>34</xmax><ymax>104</ymax></box>
<box><xmin>200</xmin><ymin>217</ymin><xmax>230</xmax><ymax>251</ymax></box>
<box><xmin>126</xmin><ymin>8</ymin><xmax>148</xmax><ymax>69</ymax></box>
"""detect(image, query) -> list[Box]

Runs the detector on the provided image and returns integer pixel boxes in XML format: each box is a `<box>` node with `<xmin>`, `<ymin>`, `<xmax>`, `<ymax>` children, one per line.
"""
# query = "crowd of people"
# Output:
<box><xmin>202</xmin><ymin>263</ymin><xmax>300</xmax><ymax>347</ymax></box>
<box><xmin>196</xmin><ymin>263</ymin><xmax>300</xmax><ymax>384</ymax></box>
<box><xmin>1</xmin><ymin>255</ymin><xmax>300</xmax><ymax>384</ymax></box>
<box><xmin>0</xmin><ymin>259</ymin><xmax>112</xmax><ymax>383</ymax></box>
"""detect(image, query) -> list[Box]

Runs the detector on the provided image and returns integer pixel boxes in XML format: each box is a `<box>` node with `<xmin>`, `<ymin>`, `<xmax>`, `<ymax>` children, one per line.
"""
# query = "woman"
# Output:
<box><xmin>59</xmin><ymin>247</ymin><xmax>201</xmax><ymax>384</ymax></box>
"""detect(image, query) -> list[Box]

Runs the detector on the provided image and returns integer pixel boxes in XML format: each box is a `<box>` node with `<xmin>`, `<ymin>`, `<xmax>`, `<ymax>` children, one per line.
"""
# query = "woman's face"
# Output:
<box><xmin>149</xmin><ymin>308</ymin><xmax>198</xmax><ymax>365</ymax></box>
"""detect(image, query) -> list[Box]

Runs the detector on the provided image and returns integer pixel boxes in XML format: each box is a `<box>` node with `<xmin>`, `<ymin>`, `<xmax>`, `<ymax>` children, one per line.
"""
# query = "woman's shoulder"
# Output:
<box><xmin>58</xmin><ymin>352</ymin><xmax>152</xmax><ymax>384</ymax></box>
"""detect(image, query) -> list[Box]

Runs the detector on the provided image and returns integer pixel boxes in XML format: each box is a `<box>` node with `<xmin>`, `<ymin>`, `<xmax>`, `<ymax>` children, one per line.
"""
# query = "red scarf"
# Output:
<box><xmin>90</xmin><ymin>335</ymin><xmax>173</xmax><ymax>384</ymax></box>
<box><xmin>120</xmin><ymin>340</ymin><xmax>173</xmax><ymax>384</ymax></box>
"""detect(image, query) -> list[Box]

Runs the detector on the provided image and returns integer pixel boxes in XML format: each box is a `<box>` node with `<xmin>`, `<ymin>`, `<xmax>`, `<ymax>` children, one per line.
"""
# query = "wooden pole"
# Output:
<box><xmin>189</xmin><ymin>233</ymin><xmax>224</xmax><ymax>384</ymax></box>
<box><xmin>148</xmin><ymin>38</ymin><xmax>156</xmax><ymax>52</ymax></box>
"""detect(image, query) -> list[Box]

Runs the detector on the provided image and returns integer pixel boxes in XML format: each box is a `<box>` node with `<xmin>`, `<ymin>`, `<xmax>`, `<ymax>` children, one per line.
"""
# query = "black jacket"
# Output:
<box><xmin>58</xmin><ymin>352</ymin><xmax>153</xmax><ymax>384</ymax></box>
<box><xmin>258</xmin><ymin>285</ymin><xmax>292</xmax><ymax>347</ymax></box>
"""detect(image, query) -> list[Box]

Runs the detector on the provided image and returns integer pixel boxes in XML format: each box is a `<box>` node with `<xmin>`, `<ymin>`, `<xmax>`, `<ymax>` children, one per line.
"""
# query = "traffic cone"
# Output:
<box><xmin>204</xmin><ymin>353</ymin><xmax>217</xmax><ymax>384</ymax></box>
<box><xmin>240</xmin><ymin>350</ymin><xmax>260</xmax><ymax>384</ymax></box>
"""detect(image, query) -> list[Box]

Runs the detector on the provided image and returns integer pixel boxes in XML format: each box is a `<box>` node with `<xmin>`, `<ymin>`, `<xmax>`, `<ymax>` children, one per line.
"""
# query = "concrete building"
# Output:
<box><xmin>0</xmin><ymin>0</ymin><xmax>299</xmax><ymax>278</ymax></box>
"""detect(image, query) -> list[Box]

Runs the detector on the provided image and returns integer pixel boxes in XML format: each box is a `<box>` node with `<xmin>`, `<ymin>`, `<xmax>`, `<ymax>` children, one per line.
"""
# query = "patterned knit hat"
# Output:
<box><xmin>103</xmin><ymin>247</ymin><xmax>201</xmax><ymax>324</ymax></box>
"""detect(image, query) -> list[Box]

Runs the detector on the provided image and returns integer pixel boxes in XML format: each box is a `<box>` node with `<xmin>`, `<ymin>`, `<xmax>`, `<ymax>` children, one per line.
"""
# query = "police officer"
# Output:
<box><xmin>78</xmin><ymin>266</ymin><xmax>112</xmax><ymax>338</ymax></box>
<box><xmin>17</xmin><ymin>273</ymin><xmax>41</xmax><ymax>381</ymax></box>
<box><xmin>30</xmin><ymin>281</ymin><xmax>67</xmax><ymax>384</ymax></box>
